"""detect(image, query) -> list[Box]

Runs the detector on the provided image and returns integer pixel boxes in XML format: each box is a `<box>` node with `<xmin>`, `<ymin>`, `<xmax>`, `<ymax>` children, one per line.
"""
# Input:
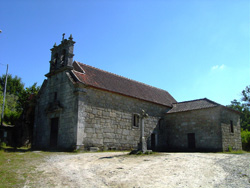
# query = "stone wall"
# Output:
<box><xmin>165</xmin><ymin>107</ymin><xmax>223</xmax><ymax>151</ymax></box>
<box><xmin>33</xmin><ymin>70</ymin><xmax>78</xmax><ymax>150</ymax></box>
<box><xmin>34</xmin><ymin>72</ymin><xmax>242</xmax><ymax>152</ymax></box>
<box><xmin>219</xmin><ymin>107</ymin><xmax>242</xmax><ymax>151</ymax></box>
<box><xmin>34</xmin><ymin>71</ymin><xmax>170</xmax><ymax>151</ymax></box>
<box><xmin>77</xmin><ymin>86</ymin><xmax>169</xmax><ymax>150</ymax></box>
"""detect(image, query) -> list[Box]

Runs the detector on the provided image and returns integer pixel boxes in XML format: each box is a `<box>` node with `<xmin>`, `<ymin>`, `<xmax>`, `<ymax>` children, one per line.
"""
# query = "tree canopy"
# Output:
<box><xmin>228</xmin><ymin>99</ymin><xmax>250</xmax><ymax>131</ymax></box>
<box><xmin>0</xmin><ymin>74</ymin><xmax>24</xmax><ymax>96</ymax></box>
<box><xmin>17</xmin><ymin>83</ymin><xmax>40</xmax><ymax>112</ymax></box>
<box><xmin>0</xmin><ymin>74</ymin><xmax>40</xmax><ymax>125</ymax></box>
<box><xmin>228</xmin><ymin>85</ymin><xmax>250</xmax><ymax>150</ymax></box>
<box><xmin>0</xmin><ymin>74</ymin><xmax>40</xmax><ymax>147</ymax></box>
<box><xmin>242</xmin><ymin>85</ymin><xmax>250</xmax><ymax>107</ymax></box>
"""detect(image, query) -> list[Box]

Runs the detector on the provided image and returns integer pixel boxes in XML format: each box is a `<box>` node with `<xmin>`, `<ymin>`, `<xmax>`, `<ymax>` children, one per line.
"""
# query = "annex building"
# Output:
<box><xmin>33</xmin><ymin>35</ymin><xmax>242</xmax><ymax>152</ymax></box>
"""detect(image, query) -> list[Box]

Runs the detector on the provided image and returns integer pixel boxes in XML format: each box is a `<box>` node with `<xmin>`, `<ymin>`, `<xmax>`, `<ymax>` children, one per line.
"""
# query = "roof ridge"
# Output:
<box><xmin>76</xmin><ymin>61</ymin><xmax>171</xmax><ymax>94</ymax></box>
<box><xmin>173</xmin><ymin>98</ymin><xmax>220</xmax><ymax>106</ymax></box>
<box><xmin>173</xmin><ymin>98</ymin><xmax>208</xmax><ymax>104</ymax></box>
<box><xmin>203</xmin><ymin>98</ymin><xmax>221</xmax><ymax>106</ymax></box>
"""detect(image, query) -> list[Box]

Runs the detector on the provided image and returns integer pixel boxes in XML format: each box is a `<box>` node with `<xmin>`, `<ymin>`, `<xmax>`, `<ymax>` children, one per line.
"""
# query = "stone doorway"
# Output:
<box><xmin>187</xmin><ymin>133</ymin><xmax>196</xmax><ymax>149</ymax></box>
<box><xmin>50</xmin><ymin>118</ymin><xmax>59</xmax><ymax>148</ymax></box>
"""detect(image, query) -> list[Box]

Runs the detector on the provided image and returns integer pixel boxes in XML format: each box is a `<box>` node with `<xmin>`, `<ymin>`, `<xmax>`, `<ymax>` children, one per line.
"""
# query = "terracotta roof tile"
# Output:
<box><xmin>71</xmin><ymin>61</ymin><xmax>176</xmax><ymax>107</ymax></box>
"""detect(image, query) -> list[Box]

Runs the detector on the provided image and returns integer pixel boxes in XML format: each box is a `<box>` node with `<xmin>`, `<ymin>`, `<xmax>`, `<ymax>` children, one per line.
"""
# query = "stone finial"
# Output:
<box><xmin>69</xmin><ymin>34</ymin><xmax>73</xmax><ymax>40</ymax></box>
<box><xmin>62</xmin><ymin>33</ymin><xmax>65</xmax><ymax>41</ymax></box>
<box><xmin>53</xmin><ymin>43</ymin><xmax>57</xmax><ymax>47</ymax></box>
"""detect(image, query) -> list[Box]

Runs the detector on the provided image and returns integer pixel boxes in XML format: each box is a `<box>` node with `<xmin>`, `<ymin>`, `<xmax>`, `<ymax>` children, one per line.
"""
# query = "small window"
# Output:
<box><xmin>230</xmin><ymin>120</ymin><xmax>234</xmax><ymax>133</ymax></box>
<box><xmin>61</xmin><ymin>49</ymin><xmax>66</xmax><ymax>62</ymax></box>
<box><xmin>54</xmin><ymin>53</ymin><xmax>58</xmax><ymax>65</ymax></box>
<box><xmin>54</xmin><ymin>92</ymin><xmax>57</xmax><ymax>101</ymax></box>
<box><xmin>133</xmin><ymin>114</ymin><xmax>140</xmax><ymax>127</ymax></box>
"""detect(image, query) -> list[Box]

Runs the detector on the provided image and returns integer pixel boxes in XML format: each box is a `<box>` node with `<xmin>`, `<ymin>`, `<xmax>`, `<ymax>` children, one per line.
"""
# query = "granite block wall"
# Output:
<box><xmin>77</xmin><ymin>87</ymin><xmax>169</xmax><ymax>150</ymax></box>
<box><xmin>164</xmin><ymin>107</ymin><xmax>242</xmax><ymax>151</ymax></box>
<box><xmin>219</xmin><ymin>107</ymin><xmax>242</xmax><ymax>151</ymax></box>
<box><xmin>165</xmin><ymin>107</ymin><xmax>223</xmax><ymax>151</ymax></box>
<box><xmin>33</xmin><ymin>71</ymin><xmax>78</xmax><ymax>150</ymax></box>
<box><xmin>34</xmin><ymin>72</ymin><xmax>242</xmax><ymax>152</ymax></box>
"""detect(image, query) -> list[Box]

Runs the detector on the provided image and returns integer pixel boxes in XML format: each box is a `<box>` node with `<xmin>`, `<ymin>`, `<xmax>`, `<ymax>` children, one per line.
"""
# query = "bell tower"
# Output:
<box><xmin>49</xmin><ymin>33</ymin><xmax>75</xmax><ymax>73</ymax></box>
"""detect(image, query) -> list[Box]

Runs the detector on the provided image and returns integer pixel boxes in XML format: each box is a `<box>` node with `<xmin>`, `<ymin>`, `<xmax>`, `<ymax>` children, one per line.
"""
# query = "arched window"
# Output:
<box><xmin>61</xmin><ymin>49</ymin><xmax>66</xmax><ymax>62</ymax></box>
<box><xmin>54</xmin><ymin>53</ymin><xmax>58</xmax><ymax>65</ymax></box>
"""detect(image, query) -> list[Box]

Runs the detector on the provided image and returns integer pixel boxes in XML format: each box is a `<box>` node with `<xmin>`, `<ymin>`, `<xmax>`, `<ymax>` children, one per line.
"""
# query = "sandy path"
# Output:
<box><xmin>34</xmin><ymin>152</ymin><xmax>250</xmax><ymax>188</ymax></box>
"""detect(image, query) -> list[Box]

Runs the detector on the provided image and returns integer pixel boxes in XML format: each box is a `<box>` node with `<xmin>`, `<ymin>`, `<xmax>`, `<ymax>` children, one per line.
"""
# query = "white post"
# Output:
<box><xmin>1</xmin><ymin>64</ymin><xmax>8</xmax><ymax>126</ymax></box>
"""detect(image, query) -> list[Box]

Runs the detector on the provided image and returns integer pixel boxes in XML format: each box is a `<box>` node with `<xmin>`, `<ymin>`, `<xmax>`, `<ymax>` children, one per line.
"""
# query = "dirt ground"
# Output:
<box><xmin>29</xmin><ymin>152</ymin><xmax>250</xmax><ymax>188</ymax></box>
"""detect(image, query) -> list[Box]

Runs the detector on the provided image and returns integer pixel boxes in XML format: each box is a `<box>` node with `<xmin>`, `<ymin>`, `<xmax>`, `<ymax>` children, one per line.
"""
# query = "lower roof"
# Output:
<box><xmin>167</xmin><ymin>98</ymin><xmax>240</xmax><ymax>114</ymax></box>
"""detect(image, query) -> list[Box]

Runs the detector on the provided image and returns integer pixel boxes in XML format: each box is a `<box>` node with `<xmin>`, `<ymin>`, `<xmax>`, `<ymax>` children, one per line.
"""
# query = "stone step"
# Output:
<box><xmin>89</xmin><ymin>147</ymin><xmax>99</xmax><ymax>152</ymax></box>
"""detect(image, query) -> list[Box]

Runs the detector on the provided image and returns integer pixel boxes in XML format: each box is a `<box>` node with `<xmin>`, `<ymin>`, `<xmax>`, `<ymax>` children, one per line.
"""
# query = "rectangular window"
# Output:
<box><xmin>133</xmin><ymin>114</ymin><xmax>140</xmax><ymax>127</ymax></box>
<box><xmin>54</xmin><ymin>92</ymin><xmax>57</xmax><ymax>101</ymax></box>
<box><xmin>230</xmin><ymin>120</ymin><xmax>234</xmax><ymax>133</ymax></box>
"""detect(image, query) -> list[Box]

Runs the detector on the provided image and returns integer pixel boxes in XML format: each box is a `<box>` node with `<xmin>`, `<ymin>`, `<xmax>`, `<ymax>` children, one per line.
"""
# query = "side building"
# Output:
<box><xmin>163</xmin><ymin>99</ymin><xmax>242</xmax><ymax>151</ymax></box>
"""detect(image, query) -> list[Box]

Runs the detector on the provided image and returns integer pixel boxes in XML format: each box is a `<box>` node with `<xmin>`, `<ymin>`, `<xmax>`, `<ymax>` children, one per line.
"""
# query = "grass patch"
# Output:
<box><xmin>219</xmin><ymin>150</ymin><xmax>250</xmax><ymax>154</ymax></box>
<box><xmin>0</xmin><ymin>147</ymin><xmax>54</xmax><ymax>188</ymax></box>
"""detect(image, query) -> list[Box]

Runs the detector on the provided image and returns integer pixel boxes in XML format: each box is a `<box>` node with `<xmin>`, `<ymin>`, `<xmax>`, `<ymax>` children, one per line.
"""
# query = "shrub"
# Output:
<box><xmin>144</xmin><ymin>150</ymin><xmax>153</xmax><ymax>155</ymax></box>
<box><xmin>0</xmin><ymin>142</ymin><xmax>7</xmax><ymax>148</ymax></box>
<box><xmin>241</xmin><ymin>129</ymin><xmax>250</xmax><ymax>151</ymax></box>
<box><xmin>228</xmin><ymin>146</ymin><xmax>232</xmax><ymax>152</ymax></box>
<box><xmin>4</xmin><ymin>110</ymin><xmax>21</xmax><ymax>125</ymax></box>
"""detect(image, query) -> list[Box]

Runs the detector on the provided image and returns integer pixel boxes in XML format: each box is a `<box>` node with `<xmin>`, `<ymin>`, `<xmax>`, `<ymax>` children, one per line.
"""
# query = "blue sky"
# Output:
<box><xmin>0</xmin><ymin>0</ymin><xmax>249</xmax><ymax>105</ymax></box>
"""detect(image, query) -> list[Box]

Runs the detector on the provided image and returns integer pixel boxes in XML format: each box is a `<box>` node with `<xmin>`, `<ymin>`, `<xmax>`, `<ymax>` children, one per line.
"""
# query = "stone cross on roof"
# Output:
<box><xmin>62</xmin><ymin>33</ymin><xmax>65</xmax><ymax>41</ymax></box>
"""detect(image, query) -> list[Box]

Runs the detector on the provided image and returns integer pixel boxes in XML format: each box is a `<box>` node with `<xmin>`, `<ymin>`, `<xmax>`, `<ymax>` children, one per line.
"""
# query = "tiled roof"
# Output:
<box><xmin>167</xmin><ymin>98</ymin><xmax>219</xmax><ymax>113</ymax></box>
<box><xmin>71</xmin><ymin>61</ymin><xmax>176</xmax><ymax>107</ymax></box>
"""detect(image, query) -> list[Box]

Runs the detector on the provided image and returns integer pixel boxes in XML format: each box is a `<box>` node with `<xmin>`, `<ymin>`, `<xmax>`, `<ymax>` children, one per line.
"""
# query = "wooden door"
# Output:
<box><xmin>187</xmin><ymin>133</ymin><xmax>195</xmax><ymax>149</ymax></box>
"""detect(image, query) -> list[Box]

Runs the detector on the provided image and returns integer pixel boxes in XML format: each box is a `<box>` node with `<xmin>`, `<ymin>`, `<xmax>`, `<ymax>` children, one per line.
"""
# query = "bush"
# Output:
<box><xmin>241</xmin><ymin>129</ymin><xmax>250</xmax><ymax>151</ymax></box>
<box><xmin>3</xmin><ymin>110</ymin><xmax>21</xmax><ymax>125</ymax></box>
<box><xmin>0</xmin><ymin>142</ymin><xmax>7</xmax><ymax>149</ymax></box>
<box><xmin>228</xmin><ymin>146</ymin><xmax>232</xmax><ymax>152</ymax></box>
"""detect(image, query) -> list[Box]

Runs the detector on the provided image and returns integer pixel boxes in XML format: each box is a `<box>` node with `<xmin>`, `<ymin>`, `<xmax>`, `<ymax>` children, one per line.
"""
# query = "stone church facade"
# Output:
<box><xmin>33</xmin><ymin>35</ymin><xmax>242</xmax><ymax>152</ymax></box>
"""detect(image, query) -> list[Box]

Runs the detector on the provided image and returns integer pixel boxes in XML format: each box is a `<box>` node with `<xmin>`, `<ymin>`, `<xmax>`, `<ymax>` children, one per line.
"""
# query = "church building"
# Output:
<box><xmin>33</xmin><ymin>35</ymin><xmax>242</xmax><ymax>152</ymax></box>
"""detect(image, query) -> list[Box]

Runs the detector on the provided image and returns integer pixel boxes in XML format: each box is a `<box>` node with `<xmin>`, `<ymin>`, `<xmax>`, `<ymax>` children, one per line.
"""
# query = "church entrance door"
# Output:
<box><xmin>50</xmin><ymin>118</ymin><xmax>59</xmax><ymax>148</ymax></box>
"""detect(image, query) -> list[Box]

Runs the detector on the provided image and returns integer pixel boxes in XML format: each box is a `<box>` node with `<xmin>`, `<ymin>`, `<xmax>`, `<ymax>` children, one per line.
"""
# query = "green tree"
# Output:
<box><xmin>241</xmin><ymin>129</ymin><xmax>250</xmax><ymax>151</ymax></box>
<box><xmin>0</xmin><ymin>74</ymin><xmax>24</xmax><ymax>96</ymax></box>
<box><xmin>0</xmin><ymin>73</ymin><xmax>41</xmax><ymax>146</ymax></box>
<box><xmin>228</xmin><ymin>99</ymin><xmax>250</xmax><ymax>131</ymax></box>
<box><xmin>242</xmin><ymin>85</ymin><xmax>250</xmax><ymax>107</ymax></box>
<box><xmin>13</xmin><ymin>83</ymin><xmax>40</xmax><ymax>147</ymax></box>
<box><xmin>0</xmin><ymin>75</ymin><xmax>24</xmax><ymax>125</ymax></box>
<box><xmin>3</xmin><ymin>94</ymin><xmax>21</xmax><ymax>125</ymax></box>
<box><xmin>228</xmin><ymin>86</ymin><xmax>250</xmax><ymax>151</ymax></box>
<box><xmin>17</xmin><ymin>83</ymin><xmax>40</xmax><ymax>111</ymax></box>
